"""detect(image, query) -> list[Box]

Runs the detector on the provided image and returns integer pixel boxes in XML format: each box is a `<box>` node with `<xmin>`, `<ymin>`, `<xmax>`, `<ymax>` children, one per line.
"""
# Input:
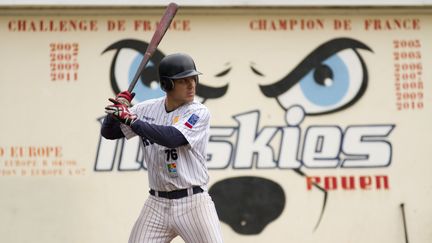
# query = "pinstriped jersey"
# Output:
<box><xmin>120</xmin><ymin>97</ymin><xmax>211</xmax><ymax>191</ymax></box>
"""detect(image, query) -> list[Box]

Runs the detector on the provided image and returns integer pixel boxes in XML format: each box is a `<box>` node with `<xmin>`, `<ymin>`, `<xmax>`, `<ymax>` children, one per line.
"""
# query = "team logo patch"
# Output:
<box><xmin>184</xmin><ymin>114</ymin><xmax>199</xmax><ymax>128</ymax></box>
<box><xmin>172</xmin><ymin>116</ymin><xmax>180</xmax><ymax>124</ymax></box>
<box><xmin>167</xmin><ymin>163</ymin><xmax>177</xmax><ymax>173</ymax></box>
<box><xmin>166</xmin><ymin>162</ymin><xmax>178</xmax><ymax>177</ymax></box>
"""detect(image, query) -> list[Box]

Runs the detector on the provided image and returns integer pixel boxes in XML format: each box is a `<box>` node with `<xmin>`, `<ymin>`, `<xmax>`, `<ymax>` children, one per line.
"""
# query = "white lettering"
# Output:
<box><xmin>207</xmin><ymin>127</ymin><xmax>235</xmax><ymax>169</ymax></box>
<box><xmin>278</xmin><ymin>127</ymin><xmax>302</xmax><ymax>168</ymax></box>
<box><xmin>303</xmin><ymin>126</ymin><xmax>342</xmax><ymax>168</ymax></box>
<box><xmin>118</xmin><ymin>137</ymin><xmax>145</xmax><ymax>170</ymax></box>
<box><xmin>94</xmin><ymin>112</ymin><xmax>395</xmax><ymax>171</ymax></box>
<box><xmin>342</xmin><ymin>125</ymin><xmax>395</xmax><ymax>167</ymax></box>
<box><xmin>233</xmin><ymin>111</ymin><xmax>278</xmax><ymax>168</ymax></box>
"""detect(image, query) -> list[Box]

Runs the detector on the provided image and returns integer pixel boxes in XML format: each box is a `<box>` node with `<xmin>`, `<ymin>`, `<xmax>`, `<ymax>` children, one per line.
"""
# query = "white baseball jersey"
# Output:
<box><xmin>120</xmin><ymin>97</ymin><xmax>211</xmax><ymax>191</ymax></box>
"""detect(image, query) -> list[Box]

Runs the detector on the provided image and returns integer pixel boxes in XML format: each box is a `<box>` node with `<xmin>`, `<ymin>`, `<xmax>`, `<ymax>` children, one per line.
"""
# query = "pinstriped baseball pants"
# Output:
<box><xmin>128</xmin><ymin>192</ymin><xmax>224</xmax><ymax>243</ymax></box>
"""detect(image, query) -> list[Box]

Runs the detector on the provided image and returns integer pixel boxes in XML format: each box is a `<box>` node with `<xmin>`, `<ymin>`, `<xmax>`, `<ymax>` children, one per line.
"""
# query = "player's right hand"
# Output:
<box><xmin>105</xmin><ymin>103</ymin><xmax>137</xmax><ymax>126</ymax></box>
<box><xmin>109</xmin><ymin>91</ymin><xmax>135</xmax><ymax>107</ymax></box>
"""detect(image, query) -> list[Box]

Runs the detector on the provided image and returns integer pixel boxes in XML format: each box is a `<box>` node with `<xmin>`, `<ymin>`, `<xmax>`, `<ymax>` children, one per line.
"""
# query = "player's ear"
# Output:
<box><xmin>160</xmin><ymin>76</ymin><xmax>174</xmax><ymax>91</ymax></box>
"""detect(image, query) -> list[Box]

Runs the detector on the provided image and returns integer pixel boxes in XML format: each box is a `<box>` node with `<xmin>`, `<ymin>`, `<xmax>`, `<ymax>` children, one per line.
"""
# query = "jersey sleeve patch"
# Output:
<box><xmin>184</xmin><ymin>113</ymin><xmax>200</xmax><ymax>129</ymax></box>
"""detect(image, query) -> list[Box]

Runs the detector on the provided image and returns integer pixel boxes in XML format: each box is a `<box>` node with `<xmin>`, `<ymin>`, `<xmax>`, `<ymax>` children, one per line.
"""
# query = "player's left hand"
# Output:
<box><xmin>109</xmin><ymin>91</ymin><xmax>135</xmax><ymax>107</ymax></box>
<box><xmin>105</xmin><ymin>103</ymin><xmax>137</xmax><ymax>126</ymax></box>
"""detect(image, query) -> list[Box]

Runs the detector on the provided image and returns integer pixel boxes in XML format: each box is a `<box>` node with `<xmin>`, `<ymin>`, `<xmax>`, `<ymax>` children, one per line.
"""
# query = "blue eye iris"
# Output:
<box><xmin>299</xmin><ymin>54</ymin><xmax>349</xmax><ymax>107</ymax></box>
<box><xmin>129</xmin><ymin>54</ymin><xmax>164</xmax><ymax>102</ymax></box>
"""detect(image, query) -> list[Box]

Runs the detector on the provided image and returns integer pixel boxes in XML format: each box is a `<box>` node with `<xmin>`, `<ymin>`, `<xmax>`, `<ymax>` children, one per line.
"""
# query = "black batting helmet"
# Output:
<box><xmin>158</xmin><ymin>53</ymin><xmax>202</xmax><ymax>91</ymax></box>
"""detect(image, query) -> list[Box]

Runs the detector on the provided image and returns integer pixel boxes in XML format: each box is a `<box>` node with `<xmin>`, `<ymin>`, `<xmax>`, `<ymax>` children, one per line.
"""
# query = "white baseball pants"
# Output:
<box><xmin>128</xmin><ymin>192</ymin><xmax>223</xmax><ymax>243</ymax></box>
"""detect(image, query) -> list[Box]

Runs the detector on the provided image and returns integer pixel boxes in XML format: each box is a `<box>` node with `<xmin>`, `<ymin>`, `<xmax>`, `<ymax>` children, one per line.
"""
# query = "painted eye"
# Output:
<box><xmin>297</xmin><ymin>48</ymin><xmax>364</xmax><ymax>110</ymax></box>
<box><xmin>102</xmin><ymin>39</ymin><xmax>165</xmax><ymax>103</ymax></box>
<box><xmin>259</xmin><ymin>38</ymin><xmax>373</xmax><ymax>115</ymax></box>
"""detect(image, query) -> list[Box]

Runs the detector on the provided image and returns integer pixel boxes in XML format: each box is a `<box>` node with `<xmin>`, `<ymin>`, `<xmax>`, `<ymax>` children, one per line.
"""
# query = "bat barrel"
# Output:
<box><xmin>127</xmin><ymin>2</ymin><xmax>179</xmax><ymax>92</ymax></box>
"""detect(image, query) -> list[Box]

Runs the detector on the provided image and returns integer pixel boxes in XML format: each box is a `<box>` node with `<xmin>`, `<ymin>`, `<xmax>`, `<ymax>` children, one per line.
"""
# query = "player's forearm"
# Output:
<box><xmin>130</xmin><ymin>120</ymin><xmax>188</xmax><ymax>148</ymax></box>
<box><xmin>101</xmin><ymin>115</ymin><xmax>125</xmax><ymax>139</ymax></box>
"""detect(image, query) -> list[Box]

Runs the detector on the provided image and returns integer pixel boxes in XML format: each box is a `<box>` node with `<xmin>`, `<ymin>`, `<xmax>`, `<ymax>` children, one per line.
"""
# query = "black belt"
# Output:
<box><xmin>149</xmin><ymin>186</ymin><xmax>204</xmax><ymax>199</ymax></box>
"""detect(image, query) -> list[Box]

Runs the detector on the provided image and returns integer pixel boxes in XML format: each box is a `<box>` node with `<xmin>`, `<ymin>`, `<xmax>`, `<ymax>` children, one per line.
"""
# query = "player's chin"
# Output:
<box><xmin>186</xmin><ymin>93</ymin><xmax>195</xmax><ymax>101</ymax></box>
<box><xmin>185</xmin><ymin>96</ymin><xmax>194</xmax><ymax>103</ymax></box>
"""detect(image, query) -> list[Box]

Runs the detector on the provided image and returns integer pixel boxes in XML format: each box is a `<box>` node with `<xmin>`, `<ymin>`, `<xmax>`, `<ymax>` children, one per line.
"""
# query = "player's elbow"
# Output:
<box><xmin>101</xmin><ymin>116</ymin><xmax>125</xmax><ymax>139</ymax></box>
<box><xmin>101</xmin><ymin>133</ymin><xmax>111</xmax><ymax>140</ymax></box>
<box><xmin>101</xmin><ymin>128</ymin><xmax>122</xmax><ymax>140</ymax></box>
<box><xmin>101</xmin><ymin>130</ymin><xmax>114</xmax><ymax>140</ymax></box>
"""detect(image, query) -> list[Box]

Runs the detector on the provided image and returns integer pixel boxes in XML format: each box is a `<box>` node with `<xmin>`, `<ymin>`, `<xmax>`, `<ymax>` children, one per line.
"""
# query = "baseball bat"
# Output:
<box><xmin>127</xmin><ymin>2</ymin><xmax>179</xmax><ymax>92</ymax></box>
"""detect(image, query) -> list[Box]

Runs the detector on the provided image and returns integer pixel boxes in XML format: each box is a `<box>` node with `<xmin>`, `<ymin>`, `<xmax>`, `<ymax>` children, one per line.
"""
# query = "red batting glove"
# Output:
<box><xmin>105</xmin><ymin>103</ymin><xmax>137</xmax><ymax>126</ymax></box>
<box><xmin>109</xmin><ymin>91</ymin><xmax>135</xmax><ymax>107</ymax></box>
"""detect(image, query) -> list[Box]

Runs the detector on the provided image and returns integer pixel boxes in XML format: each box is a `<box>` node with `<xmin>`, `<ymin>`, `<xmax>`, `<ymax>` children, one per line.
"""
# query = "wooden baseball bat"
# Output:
<box><xmin>128</xmin><ymin>2</ymin><xmax>179</xmax><ymax>92</ymax></box>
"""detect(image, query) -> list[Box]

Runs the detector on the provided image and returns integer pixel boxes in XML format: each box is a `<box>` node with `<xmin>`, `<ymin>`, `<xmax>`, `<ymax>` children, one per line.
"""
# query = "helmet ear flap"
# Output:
<box><xmin>160</xmin><ymin>76</ymin><xmax>174</xmax><ymax>92</ymax></box>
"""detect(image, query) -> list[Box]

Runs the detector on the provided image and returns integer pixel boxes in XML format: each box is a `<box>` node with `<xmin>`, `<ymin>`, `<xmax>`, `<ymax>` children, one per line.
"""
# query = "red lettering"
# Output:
<box><xmin>306</xmin><ymin>176</ymin><xmax>320</xmax><ymax>190</ymax></box>
<box><xmin>10</xmin><ymin>147</ymin><xmax>24</xmax><ymax>157</ymax></box>
<box><xmin>341</xmin><ymin>176</ymin><xmax>355</xmax><ymax>190</ymax></box>
<box><xmin>107</xmin><ymin>20</ymin><xmax>126</xmax><ymax>31</ymax></box>
<box><xmin>412</xmin><ymin>18</ymin><xmax>420</xmax><ymax>30</ymax></box>
<box><xmin>306</xmin><ymin>175</ymin><xmax>390</xmax><ymax>191</ymax></box>
<box><xmin>250</xmin><ymin>18</ymin><xmax>324</xmax><ymax>31</ymax></box>
<box><xmin>359</xmin><ymin>176</ymin><xmax>372</xmax><ymax>190</ymax></box>
<box><xmin>134</xmin><ymin>20</ymin><xmax>152</xmax><ymax>31</ymax></box>
<box><xmin>364</xmin><ymin>19</ymin><xmax>421</xmax><ymax>31</ymax></box>
<box><xmin>375</xmin><ymin>175</ymin><xmax>389</xmax><ymax>189</ymax></box>
<box><xmin>334</xmin><ymin>19</ymin><xmax>351</xmax><ymax>30</ymax></box>
<box><xmin>324</xmin><ymin>176</ymin><xmax>337</xmax><ymax>190</ymax></box>
<box><xmin>8</xmin><ymin>20</ymin><xmax>16</xmax><ymax>31</ymax></box>
<box><xmin>6</xmin><ymin>19</ymin><xmax>98</xmax><ymax>32</ymax></box>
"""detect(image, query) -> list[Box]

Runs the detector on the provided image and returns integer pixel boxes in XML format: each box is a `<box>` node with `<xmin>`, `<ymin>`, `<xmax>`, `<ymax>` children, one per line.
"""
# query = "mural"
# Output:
<box><xmin>95</xmin><ymin>35</ymin><xmax>395</xmax><ymax>235</ymax></box>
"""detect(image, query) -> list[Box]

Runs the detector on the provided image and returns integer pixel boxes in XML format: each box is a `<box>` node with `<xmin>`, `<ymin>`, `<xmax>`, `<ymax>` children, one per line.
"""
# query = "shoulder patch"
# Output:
<box><xmin>184</xmin><ymin>114</ymin><xmax>200</xmax><ymax>129</ymax></box>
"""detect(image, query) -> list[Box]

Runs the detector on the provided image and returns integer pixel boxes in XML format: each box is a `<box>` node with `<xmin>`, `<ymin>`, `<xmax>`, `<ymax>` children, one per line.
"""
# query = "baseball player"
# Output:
<box><xmin>101</xmin><ymin>53</ymin><xmax>224</xmax><ymax>243</ymax></box>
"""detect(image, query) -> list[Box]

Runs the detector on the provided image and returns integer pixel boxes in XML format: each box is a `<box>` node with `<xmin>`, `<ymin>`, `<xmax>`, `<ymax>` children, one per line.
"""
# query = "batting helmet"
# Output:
<box><xmin>158</xmin><ymin>53</ymin><xmax>202</xmax><ymax>91</ymax></box>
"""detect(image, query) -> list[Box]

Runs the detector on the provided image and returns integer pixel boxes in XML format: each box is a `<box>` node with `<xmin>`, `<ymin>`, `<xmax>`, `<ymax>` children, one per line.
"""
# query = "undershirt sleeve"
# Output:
<box><xmin>130</xmin><ymin>120</ymin><xmax>188</xmax><ymax>148</ymax></box>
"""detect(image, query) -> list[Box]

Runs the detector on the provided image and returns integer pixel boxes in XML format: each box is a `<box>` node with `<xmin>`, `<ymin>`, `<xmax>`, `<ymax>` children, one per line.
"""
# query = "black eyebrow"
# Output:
<box><xmin>259</xmin><ymin>38</ymin><xmax>373</xmax><ymax>97</ymax></box>
<box><xmin>103</xmin><ymin>39</ymin><xmax>149</xmax><ymax>54</ymax></box>
<box><xmin>215</xmin><ymin>67</ymin><xmax>231</xmax><ymax>77</ymax></box>
<box><xmin>250</xmin><ymin>62</ymin><xmax>264</xmax><ymax>76</ymax></box>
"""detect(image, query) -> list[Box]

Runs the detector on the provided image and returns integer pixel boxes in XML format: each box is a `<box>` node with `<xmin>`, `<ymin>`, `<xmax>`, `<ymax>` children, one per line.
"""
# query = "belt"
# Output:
<box><xmin>149</xmin><ymin>186</ymin><xmax>204</xmax><ymax>199</ymax></box>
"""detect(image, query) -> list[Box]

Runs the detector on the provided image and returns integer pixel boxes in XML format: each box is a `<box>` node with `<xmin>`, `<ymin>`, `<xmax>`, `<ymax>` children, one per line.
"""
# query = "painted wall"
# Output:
<box><xmin>1</xmin><ymin>0</ymin><xmax>432</xmax><ymax>6</ymax></box>
<box><xmin>0</xmin><ymin>7</ymin><xmax>431</xmax><ymax>243</ymax></box>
